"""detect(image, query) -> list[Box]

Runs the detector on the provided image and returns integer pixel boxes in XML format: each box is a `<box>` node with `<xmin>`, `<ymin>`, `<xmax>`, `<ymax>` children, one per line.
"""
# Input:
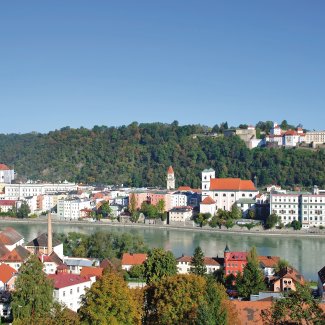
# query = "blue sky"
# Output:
<box><xmin>1</xmin><ymin>1</ymin><xmax>324</xmax><ymax>133</ymax></box>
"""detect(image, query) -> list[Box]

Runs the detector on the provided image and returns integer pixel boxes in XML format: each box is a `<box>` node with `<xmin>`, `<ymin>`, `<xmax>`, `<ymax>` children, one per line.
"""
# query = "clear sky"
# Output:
<box><xmin>1</xmin><ymin>1</ymin><xmax>324</xmax><ymax>133</ymax></box>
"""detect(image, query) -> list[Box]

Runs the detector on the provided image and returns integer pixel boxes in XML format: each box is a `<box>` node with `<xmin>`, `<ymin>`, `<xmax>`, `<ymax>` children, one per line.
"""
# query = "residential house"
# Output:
<box><xmin>0</xmin><ymin>246</ymin><xmax>30</xmax><ymax>271</ymax></box>
<box><xmin>176</xmin><ymin>255</ymin><xmax>222</xmax><ymax>274</ymax></box>
<box><xmin>224</xmin><ymin>245</ymin><xmax>248</xmax><ymax>277</ymax></box>
<box><xmin>39</xmin><ymin>251</ymin><xmax>64</xmax><ymax>275</ymax></box>
<box><xmin>80</xmin><ymin>266</ymin><xmax>103</xmax><ymax>279</ymax></box>
<box><xmin>57</xmin><ymin>197</ymin><xmax>92</xmax><ymax>220</ymax></box>
<box><xmin>121</xmin><ymin>253</ymin><xmax>147</xmax><ymax>271</ymax></box>
<box><xmin>0</xmin><ymin>227</ymin><xmax>24</xmax><ymax>251</ymax></box>
<box><xmin>63</xmin><ymin>257</ymin><xmax>100</xmax><ymax>275</ymax></box>
<box><xmin>258</xmin><ymin>256</ymin><xmax>280</xmax><ymax>276</ymax></box>
<box><xmin>0</xmin><ymin>263</ymin><xmax>17</xmax><ymax>291</ymax></box>
<box><xmin>169</xmin><ymin>206</ymin><xmax>193</xmax><ymax>223</ymax></box>
<box><xmin>0</xmin><ymin>200</ymin><xmax>16</xmax><ymax>213</ymax></box>
<box><xmin>49</xmin><ymin>272</ymin><xmax>95</xmax><ymax>312</ymax></box>
<box><xmin>270</xmin><ymin>267</ymin><xmax>305</xmax><ymax>293</ymax></box>
<box><xmin>25</xmin><ymin>233</ymin><xmax>64</xmax><ymax>259</ymax></box>
<box><xmin>199</xmin><ymin>196</ymin><xmax>216</xmax><ymax>216</ymax></box>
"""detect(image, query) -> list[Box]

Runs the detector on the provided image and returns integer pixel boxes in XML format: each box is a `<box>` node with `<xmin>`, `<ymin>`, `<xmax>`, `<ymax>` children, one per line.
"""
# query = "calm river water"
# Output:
<box><xmin>1</xmin><ymin>221</ymin><xmax>324</xmax><ymax>281</ymax></box>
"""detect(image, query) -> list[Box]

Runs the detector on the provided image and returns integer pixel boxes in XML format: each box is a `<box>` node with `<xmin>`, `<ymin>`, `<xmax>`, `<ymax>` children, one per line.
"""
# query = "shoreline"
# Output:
<box><xmin>1</xmin><ymin>217</ymin><xmax>325</xmax><ymax>238</ymax></box>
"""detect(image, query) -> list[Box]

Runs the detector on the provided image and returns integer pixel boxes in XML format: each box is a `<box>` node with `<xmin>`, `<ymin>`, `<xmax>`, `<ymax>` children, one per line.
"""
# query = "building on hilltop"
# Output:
<box><xmin>167</xmin><ymin>166</ymin><xmax>175</xmax><ymax>190</ymax></box>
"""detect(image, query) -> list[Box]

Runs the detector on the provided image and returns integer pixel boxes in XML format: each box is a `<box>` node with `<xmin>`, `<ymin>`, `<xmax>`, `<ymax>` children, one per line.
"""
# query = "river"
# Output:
<box><xmin>1</xmin><ymin>221</ymin><xmax>324</xmax><ymax>281</ymax></box>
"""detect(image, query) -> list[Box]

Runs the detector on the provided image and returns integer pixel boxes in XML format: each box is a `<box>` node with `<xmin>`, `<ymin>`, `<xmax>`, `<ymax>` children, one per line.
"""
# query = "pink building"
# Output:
<box><xmin>129</xmin><ymin>191</ymin><xmax>172</xmax><ymax>211</ymax></box>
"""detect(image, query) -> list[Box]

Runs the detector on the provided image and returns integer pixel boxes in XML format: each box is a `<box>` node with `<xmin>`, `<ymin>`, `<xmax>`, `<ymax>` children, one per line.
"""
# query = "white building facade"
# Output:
<box><xmin>57</xmin><ymin>198</ymin><xmax>92</xmax><ymax>220</ymax></box>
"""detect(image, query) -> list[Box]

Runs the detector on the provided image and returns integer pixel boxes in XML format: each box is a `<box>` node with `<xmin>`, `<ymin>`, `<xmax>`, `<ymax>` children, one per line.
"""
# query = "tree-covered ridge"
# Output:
<box><xmin>0</xmin><ymin>122</ymin><xmax>324</xmax><ymax>188</ymax></box>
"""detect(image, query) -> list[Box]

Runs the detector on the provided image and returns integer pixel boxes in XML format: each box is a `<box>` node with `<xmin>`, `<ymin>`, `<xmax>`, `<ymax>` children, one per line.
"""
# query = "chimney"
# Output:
<box><xmin>47</xmin><ymin>212</ymin><xmax>53</xmax><ymax>255</ymax></box>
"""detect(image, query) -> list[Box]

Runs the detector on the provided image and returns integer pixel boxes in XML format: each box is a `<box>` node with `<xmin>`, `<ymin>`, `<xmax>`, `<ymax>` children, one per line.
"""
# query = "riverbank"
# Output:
<box><xmin>1</xmin><ymin>217</ymin><xmax>325</xmax><ymax>238</ymax></box>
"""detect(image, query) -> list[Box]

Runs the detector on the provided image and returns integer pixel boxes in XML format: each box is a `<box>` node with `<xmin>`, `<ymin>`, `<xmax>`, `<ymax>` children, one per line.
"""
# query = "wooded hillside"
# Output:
<box><xmin>0</xmin><ymin>122</ymin><xmax>324</xmax><ymax>188</ymax></box>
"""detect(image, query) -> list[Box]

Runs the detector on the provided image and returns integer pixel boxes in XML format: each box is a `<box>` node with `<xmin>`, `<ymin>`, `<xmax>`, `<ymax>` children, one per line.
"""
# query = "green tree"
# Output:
<box><xmin>129</xmin><ymin>193</ymin><xmax>137</xmax><ymax>216</ymax></box>
<box><xmin>230</xmin><ymin>204</ymin><xmax>242</xmax><ymax>219</ymax></box>
<box><xmin>11</xmin><ymin>255</ymin><xmax>54</xmax><ymax>324</ymax></box>
<box><xmin>236</xmin><ymin>247</ymin><xmax>266</xmax><ymax>299</ymax></box>
<box><xmin>99</xmin><ymin>201</ymin><xmax>112</xmax><ymax>218</ymax></box>
<box><xmin>144</xmin><ymin>248</ymin><xmax>177</xmax><ymax>284</ymax></box>
<box><xmin>16</xmin><ymin>201</ymin><xmax>31</xmax><ymax>218</ymax></box>
<box><xmin>79</xmin><ymin>272</ymin><xmax>143</xmax><ymax>325</ymax></box>
<box><xmin>291</xmin><ymin>220</ymin><xmax>302</xmax><ymax>230</ymax></box>
<box><xmin>128</xmin><ymin>264</ymin><xmax>145</xmax><ymax>280</ymax></box>
<box><xmin>196</xmin><ymin>278</ymin><xmax>227</xmax><ymax>325</ymax></box>
<box><xmin>144</xmin><ymin>274</ymin><xmax>206</xmax><ymax>325</ymax></box>
<box><xmin>190</xmin><ymin>246</ymin><xmax>207</xmax><ymax>276</ymax></box>
<box><xmin>156</xmin><ymin>199</ymin><xmax>165</xmax><ymax>214</ymax></box>
<box><xmin>248</xmin><ymin>209</ymin><xmax>255</xmax><ymax>219</ymax></box>
<box><xmin>261</xmin><ymin>284</ymin><xmax>325</xmax><ymax>324</ymax></box>
<box><xmin>274</xmin><ymin>259</ymin><xmax>290</xmax><ymax>273</ymax></box>
<box><xmin>265</xmin><ymin>213</ymin><xmax>280</xmax><ymax>229</ymax></box>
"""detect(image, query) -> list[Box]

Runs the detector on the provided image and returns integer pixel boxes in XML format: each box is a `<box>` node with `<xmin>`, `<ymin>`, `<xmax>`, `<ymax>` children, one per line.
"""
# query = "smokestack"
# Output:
<box><xmin>47</xmin><ymin>212</ymin><xmax>52</xmax><ymax>255</ymax></box>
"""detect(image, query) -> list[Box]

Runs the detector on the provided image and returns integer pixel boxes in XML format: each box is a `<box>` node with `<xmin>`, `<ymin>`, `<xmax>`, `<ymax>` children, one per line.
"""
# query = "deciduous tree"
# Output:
<box><xmin>79</xmin><ymin>272</ymin><xmax>143</xmax><ymax>325</ymax></box>
<box><xmin>144</xmin><ymin>248</ymin><xmax>177</xmax><ymax>284</ymax></box>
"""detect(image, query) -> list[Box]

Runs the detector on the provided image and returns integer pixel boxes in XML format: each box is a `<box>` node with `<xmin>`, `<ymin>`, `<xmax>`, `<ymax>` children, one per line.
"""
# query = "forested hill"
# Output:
<box><xmin>0</xmin><ymin>122</ymin><xmax>324</xmax><ymax>188</ymax></box>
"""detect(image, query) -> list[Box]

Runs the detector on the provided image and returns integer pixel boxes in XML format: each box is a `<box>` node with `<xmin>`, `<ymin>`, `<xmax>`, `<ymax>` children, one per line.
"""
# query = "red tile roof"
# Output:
<box><xmin>0</xmin><ymin>263</ymin><xmax>16</xmax><ymax>283</ymax></box>
<box><xmin>0</xmin><ymin>164</ymin><xmax>10</xmax><ymax>171</ymax></box>
<box><xmin>178</xmin><ymin>186</ymin><xmax>192</xmax><ymax>191</ymax></box>
<box><xmin>201</xmin><ymin>196</ymin><xmax>216</xmax><ymax>204</ymax></box>
<box><xmin>80</xmin><ymin>266</ymin><xmax>103</xmax><ymax>278</ymax></box>
<box><xmin>0</xmin><ymin>200</ymin><xmax>16</xmax><ymax>207</ymax></box>
<box><xmin>121</xmin><ymin>253</ymin><xmax>147</xmax><ymax>266</ymax></box>
<box><xmin>258</xmin><ymin>256</ymin><xmax>280</xmax><ymax>268</ymax></box>
<box><xmin>210</xmin><ymin>178</ymin><xmax>256</xmax><ymax>191</ymax></box>
<box><xmin>167</xmin><ymin>166</ymin><xmax>174</xmax><ymax>174</ymax></box>
<box><xmin>226</xmin><ymin>252</ymin><xmax>248</xmax><ymax>261</ymax></box>
<box><xmin>0</xmin><ymin>227</ymin><xmax>23</xmax><ymax>245</ymax></box>
<box><xmin>0</xmin><ymin>246</ymin><xmax>30</xmax><ymax>263</ymax></box>
<box><xmin>0</xmin><ymin>244</ymin><xmax>9</xmax><ymax>258</ymax></box>
<box><xmin>176</xmin><ymin>255</ymin><xmax>221</xmax><ymax>266</ymax></box>
<box><xmin>48</xmin><ymin>273</ymin><xmax>91</xmax><ymax>289</ymax></box>
<box><xmin>231</xmin><ymin>300</ymin><xmax>272</xmax><ymax>325</ymax></box>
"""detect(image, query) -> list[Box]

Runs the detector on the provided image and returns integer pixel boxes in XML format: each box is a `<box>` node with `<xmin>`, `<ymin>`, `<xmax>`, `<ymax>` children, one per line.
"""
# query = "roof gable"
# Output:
<box><xmin>0</xmin><ymin>164</ymin><xmax>10</xmax><ymax>171</ymax></box>
<box><xmin>48</xmin><ymin>273</ymin><xmax>91</xmax><ymax>289</ymax></box>
<box><xmin>0</xmin><ymin>227</ymin><xmax>23</xmax><ymax>245</ymax></box>
<box><xmin>0</xmin><ymin>263</ymin><xmax>16</xmax><ymax>283</ymax></box>
<box><xmin>121</xmin><ymin>253</ymin><xmax>147</xmax><ymax>266</ymax></box>
<box><xmin>26</xmin><ymin>233</ymin><xmax>61</xmax><ymax>247</ymax></box>
<box><xmin>0</xmin><ymin>245</ymin><xmax>30</xmax><ymax>262</ymax></box>
<box><xmin>201</xmin><ymin>196</ymin><xmax>216</xmax><ymax>205</ymax></box>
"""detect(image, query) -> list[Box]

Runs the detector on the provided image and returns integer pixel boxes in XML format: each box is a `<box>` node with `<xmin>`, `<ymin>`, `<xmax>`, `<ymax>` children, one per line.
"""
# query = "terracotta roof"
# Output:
<box><xmin>48</xmin><ymin>273</ymin><xmax>91</xmax><ymax>289</ymax></box>
<box><xmin>0</xmin><ymin>227</ymin><xmax>23</xmax><ymax>245</ymax></box>
<box><xmin>80</xmin><ymin>266</ymin><xmax>103</xmax><ymax>278</ymax></box>
<box><xmin>0</xmin><ymin>244</ymin><xmax>9</xmax><ymax>258</ymax></box>
<box><xmin>26</xmin><ymin>233</ymin><xmax>61</xmax><ymax>247</ymax></box>
<box><xmin>319</xmin><ymin>265</ymin><xmax>325</xmax><ymax>284</ymax></box>
<box><xmin>167</xmin><ymin>166</ymin><xmax>174</xmax><ymax>174</ymax></box>
<box><xmin>121</xmin><ymin>253</ymin><xmax>147</xmax><ymax>266</ymax></box>
<box><xmin>0</xmin><ymin>200</ymin><xmax>16</xmax><ymax>206</ymax></box>
<box><xmin>226</xmin><ymin>252</ymin><xmax>248</xmax><ymax>261</ymax></box>
<box><xmin>258</xmin><ymin>256</ymin><xmax>280</xmax><ymax>268</ymax></box>
<box><xmin>0</xmin><ymin>263</ymin><xmax>16</xmax><ymax>283</ymax></box>
<box><xmin>231</xmin><ymin>300</ymin><xmax>273</xmax><ymax>325</ymax></box>
<box><xmin>272</xmin><ymin>267</ymin><xmax>305</xmax><ymax>285</ymax></box>
<box><xmin>40</xmin><ymin>251</ymin><xmax>63</xmax><ymax>265</ymax></box>
<box><xmin>0</xmin><ymin>164</ymin><xmax>10</xmax><ymax>171</ymax></box>
<box><xmin>201</xmin><ymin>196</ymin><xmax>216</xmax><ymax>204</ymax></box>
<box><xmin>178</xmin><ymin>186</ymin><xmax>192</xmax><ymax>191</ymax></box>
<box><xmin>0</xmin><ymin>245</ymin><xmax>30</xmax><ymax>263</ymax></box>
<box><xmin>93</xmin><ymin>192</ymin><xmax>104</xmax><ymax>199</ymax></box>
<box><xmin>176</xmin><ymin>255</ymin><xmax>221</xmax><ymax>266</ymax></box>
<box><xmin>210</xmin><ymin>178</ymin><xmax>256</xmax><ymax>191</ymax></box>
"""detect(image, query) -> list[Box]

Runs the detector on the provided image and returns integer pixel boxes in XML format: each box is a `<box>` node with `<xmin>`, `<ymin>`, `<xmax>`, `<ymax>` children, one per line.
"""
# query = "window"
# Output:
<box><xmin>63</xmin><ymin>291</ymin><xmax>65</xmax><ymax>297</ymax></box>
<box><xmin>249</xmin><ymin>194</ymin><xmax>252</xmax><ymax>197</ymax></box>
<box><xmin>231</xmin><ymin>194</ymin><xmax>234</xmax><ymax>197</ymax></box>
<box><xmin>242</xmin><ymin>194</ymin><xmax>245</xmax><ymax>197</ymax></box>
<box><xmin>70</xmin><ymin>289</ymin><xmax>72</xmax><ymax>295</ymax></box>
<box><xmin>223</xmin><ymin>194</ymin><xmax>226</xmax><ymax>197</ymax></box>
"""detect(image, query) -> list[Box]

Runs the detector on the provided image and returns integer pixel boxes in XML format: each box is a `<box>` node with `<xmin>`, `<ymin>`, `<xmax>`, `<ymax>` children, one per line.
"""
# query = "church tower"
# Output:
<box><xmin>167</xmin><ymin>166</ymin><xmax>175</xmax><ymax>190</ymax></box>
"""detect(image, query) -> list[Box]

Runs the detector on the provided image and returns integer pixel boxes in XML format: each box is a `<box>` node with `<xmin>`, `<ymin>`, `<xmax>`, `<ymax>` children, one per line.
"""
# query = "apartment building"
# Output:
<box><xmin>57</xmin><ymin>198</ymin><xmax>92</xmax><ymax>220</ymax></box>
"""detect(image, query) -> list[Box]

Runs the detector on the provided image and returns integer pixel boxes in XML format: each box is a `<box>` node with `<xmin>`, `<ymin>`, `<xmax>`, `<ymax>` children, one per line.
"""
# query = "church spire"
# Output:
<box><xmin>167</xmin><ymin>166</ymin><xmax>175</xmax><ymax>190</ymax></box>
